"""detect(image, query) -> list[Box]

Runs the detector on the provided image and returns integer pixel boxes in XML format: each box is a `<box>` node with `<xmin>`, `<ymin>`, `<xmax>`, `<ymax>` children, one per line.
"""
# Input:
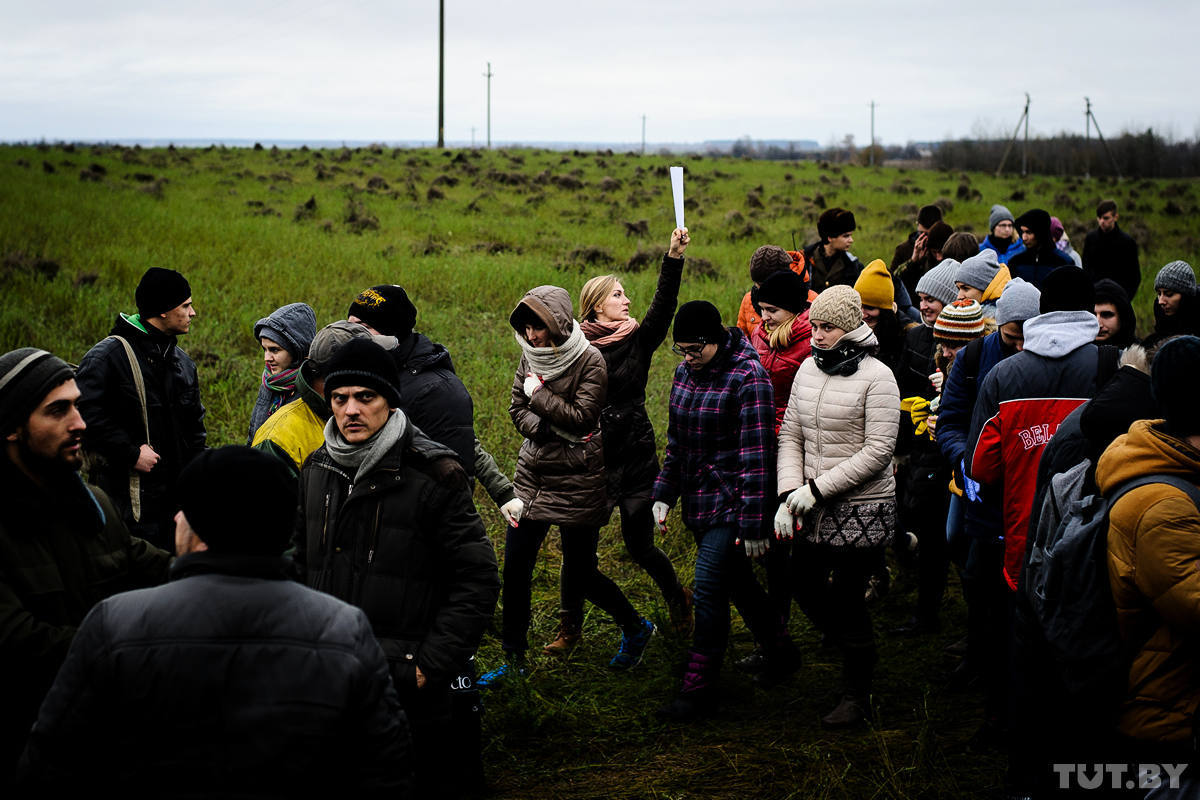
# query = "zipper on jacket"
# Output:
<box><xmin>320</xmin><ymin>492</ymin><xmax>331</xmax><ymax>550</ymax></box>
<box><xmin>367</xmin><ymin>500</ymin><xmax>382</xmax><ymax>565</ymax></box>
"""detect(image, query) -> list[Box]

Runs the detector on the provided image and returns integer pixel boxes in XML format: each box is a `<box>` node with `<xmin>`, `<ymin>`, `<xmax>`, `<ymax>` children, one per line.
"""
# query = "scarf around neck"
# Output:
<box><xmin>323</xmin><ymin>408</ymin><xmax>408</xmax><ymax>482</ymax></box>
<box><xmin>515</xmin><ymin>320</ymin><xmax>591</xmax><ymax>381</ymax></box>
<box><xmin>580</xmin><ymin>317</ymin><xmax>639</xmax><ymax>349</ymax></box>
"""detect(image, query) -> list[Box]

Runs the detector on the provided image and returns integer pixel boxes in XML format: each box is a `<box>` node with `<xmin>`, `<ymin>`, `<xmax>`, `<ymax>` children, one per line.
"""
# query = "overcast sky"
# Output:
<box><xmin>3</xmin><ymin>0</ymin><xmax>1197</xmax><ymax>146</ymax></box>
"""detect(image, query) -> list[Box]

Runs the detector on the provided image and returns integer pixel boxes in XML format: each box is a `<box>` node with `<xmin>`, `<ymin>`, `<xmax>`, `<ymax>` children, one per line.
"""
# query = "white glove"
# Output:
<box><xmin>928</xmin><ymin>369</ymin><xmax>944</xmax><ymax>392</ymax></box>
<box><xmin>739</xmin><ymin>537</ymin><xmax>770</xmax><ymax>558</ymax></box>
<box><xmin>500</xmin><ymin>498</ymin><xmax>524</xmax><ymax>527</ymax></box>
<box><xmin>786</xmin><ymin>483</ymin><xmax>817</xmax><ymax>515</ymax></box>
<box><xmin>773</xmin><ymin>503</ymin><xmax>796</xmax><ymax>539</ymax></box>
<box><xmin>523</xmin><ymin>373</ymin><xmax>543</xmax><ymax>397</ymax></box>
<box><xmin>652</xmin><ymin>501</ymin><xmax>670</xmax><ymax>531</ymax></box>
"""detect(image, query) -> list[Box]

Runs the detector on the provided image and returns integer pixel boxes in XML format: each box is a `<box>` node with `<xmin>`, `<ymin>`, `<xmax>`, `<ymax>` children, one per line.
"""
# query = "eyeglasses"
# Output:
<box><xmin>671</xmin><ymin>343</ymin><xmax>707</xmax><ymax>358</ymax></box>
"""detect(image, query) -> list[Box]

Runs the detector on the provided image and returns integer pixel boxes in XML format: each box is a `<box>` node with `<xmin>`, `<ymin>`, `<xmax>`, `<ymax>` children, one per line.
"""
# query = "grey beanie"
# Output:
<box><xmin>955</xmin><ymin>250</ymin><xmax>1001</xmax><ymax>292</ymax></box>
<box><xmin>1155</xmin><ymin>261</ymin><xmax>1197</xmax><ymax>296</ymax></box>
<box><xmin>0</xmin><ymin>348</ymin><xmax>76</xmax><ymax>434</ymax></box>
<box><xmin>308</xmin><ymin>320</ymin><xmax>398</xmax><ymax>373</ymax></box>
<box><xmin>996</xmin><ymin>278</ymin><xmax>1042</xmax><ymax>326</ymax></box>
<box><xmin>915</xmin><ymin>259</ymin><xmax>960</xmax><ymax>307</ymax></box>
<box><xmin>988</xmin><ymin>204</ymin><xmax>1015</xmax><ymax>232</ymax></box>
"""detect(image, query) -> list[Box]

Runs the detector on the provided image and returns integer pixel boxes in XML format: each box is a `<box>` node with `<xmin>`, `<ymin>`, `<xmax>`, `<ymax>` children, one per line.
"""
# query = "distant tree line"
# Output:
<box><xmin>934</xmin><ymin>129</ymin><xmax>1200</xmax><ymax>178</ymax></box>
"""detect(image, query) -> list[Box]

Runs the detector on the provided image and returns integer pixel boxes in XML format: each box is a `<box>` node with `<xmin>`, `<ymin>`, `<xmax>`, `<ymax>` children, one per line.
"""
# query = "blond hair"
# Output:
<box><xmin>766</xmin><ymin>313</ymin><xmax>798</xmax><ymax>350</ymax></box>
<box><xmin>579</xmin><ymin>274</ymin><xmax>619</xmax><ymax>321</ymax></box>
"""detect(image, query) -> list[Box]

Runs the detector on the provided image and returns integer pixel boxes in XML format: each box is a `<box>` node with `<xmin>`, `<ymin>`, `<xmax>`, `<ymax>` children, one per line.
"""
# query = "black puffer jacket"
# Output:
<box><xmin>0</xmin><ymin>457</ymin><xmax>171</xmax><ymax>781</ymax></box>
<box><xmin>588</xmin><ymin>254</ymin><xmax>682</xmax><ymax>498</ymax></box>
<box><xmin>895</xmin><ymin>324</ymin><xmax>949</xmax><ymax>509</ymax></box>
<box><xmin>386</xmin><ymin>332</ymin><xmax>476</xmax><ymax>478</ymax></box>
<box><xmin>75</xmin><ymin>313</ymin><xmax>206</xmax><ymax>524</ymax></box>
<box><xmin>19</xmin><ymin>553</ymin><xmax>411</xmax><ymax>796</ymax></box>
<box><xmin>293</xmin><ymin>427</ymin><xmax>499</xmax><ymax>697</ymax></box>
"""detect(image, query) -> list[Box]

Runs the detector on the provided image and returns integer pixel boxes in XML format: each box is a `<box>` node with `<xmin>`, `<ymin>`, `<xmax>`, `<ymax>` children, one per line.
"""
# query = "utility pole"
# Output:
<box><xmin>471</xmin><ymin>127</ymin><xmax>476</xmax><ymax>148</ymax></box>
<box><xmin>641</xmin><ymin>114</ymin><xmax>646</xmax><ymax>155</ymax></box>
<box><xmin>996</xmin><ymin>92</ymin><xmax>1030</xmax><ymax>177</ymax></box>
<box><xmin>869</xmin><ymin>100</ymin><xmax>876</xmax><ymax>166</ymax></box>
<box><xmin>1085</xmin><ymin>97</ymin><xmax>1091</xmax><ymax>178</ymax></box>
<box><xmin>1084</xmin><ymin>97</ymin><xmax>1121</xmax><ymax>179</ymax></box>
<box><xmin>483</xmin><ymin>62</ymin><xmax>493</xmax><ymax>149</ymax></box>
<box><xmin>437</xmin><ymin>0</ymin><xmax>444</xmax><ymax>149</ymax></box>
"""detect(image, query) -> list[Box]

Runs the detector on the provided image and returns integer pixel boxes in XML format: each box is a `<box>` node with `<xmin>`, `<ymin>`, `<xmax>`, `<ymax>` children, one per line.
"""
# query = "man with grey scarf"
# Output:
<box><xmin>292</xmin><ymin>337</ymin><xmax>499</xmax><ymax>800</ymax></box>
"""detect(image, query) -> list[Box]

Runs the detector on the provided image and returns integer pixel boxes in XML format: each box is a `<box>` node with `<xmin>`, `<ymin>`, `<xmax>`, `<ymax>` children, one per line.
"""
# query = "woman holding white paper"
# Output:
<box><xmin>571</xmin><ymin>228</ymin><xmax>692</xmax><ymax>647</ymax></box>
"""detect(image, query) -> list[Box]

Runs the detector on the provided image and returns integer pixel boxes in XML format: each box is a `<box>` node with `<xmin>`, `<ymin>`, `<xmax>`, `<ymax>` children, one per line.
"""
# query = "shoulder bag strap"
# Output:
<box><xmin>110</xmin><ymin>336</ymin><xmax>149</xmax><ymax>522</ymax></box>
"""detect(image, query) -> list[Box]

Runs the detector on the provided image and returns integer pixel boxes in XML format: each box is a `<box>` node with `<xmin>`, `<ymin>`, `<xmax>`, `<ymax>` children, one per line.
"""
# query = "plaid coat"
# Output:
<box><xmin>653</xmin><ymin>328</ymin><xmax>774</xmax><ymax>542</ymax></box>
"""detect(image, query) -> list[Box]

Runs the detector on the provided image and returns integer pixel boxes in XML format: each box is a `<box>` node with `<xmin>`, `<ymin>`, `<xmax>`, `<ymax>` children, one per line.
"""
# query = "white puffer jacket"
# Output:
<box><xmin>777</xmin><ymin>326</ymin><xmax>899</xmax><ymax>504</ymax></box>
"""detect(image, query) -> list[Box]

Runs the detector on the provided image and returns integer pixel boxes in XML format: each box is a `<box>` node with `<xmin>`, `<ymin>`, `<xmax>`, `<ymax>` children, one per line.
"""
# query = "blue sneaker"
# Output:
<box><xmin>477</xmin><ymin>662</ymin><xmax>525</xmax><ymax>689</ymax></box>
<box><xmin>610</xmin><ymin>618</ymin><xmax>655</xmax><ymax>670</ymax></box>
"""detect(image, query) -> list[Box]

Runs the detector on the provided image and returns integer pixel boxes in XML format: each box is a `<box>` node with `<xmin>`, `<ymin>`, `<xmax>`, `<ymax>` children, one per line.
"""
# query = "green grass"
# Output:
<box><xmin>2</xmin><ymin>143</ymin><xmax>1196</xmax><ymax>798</ymax></box>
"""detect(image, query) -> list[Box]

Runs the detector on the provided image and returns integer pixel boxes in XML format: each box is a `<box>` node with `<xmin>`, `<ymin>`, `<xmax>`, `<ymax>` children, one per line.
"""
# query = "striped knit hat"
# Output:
<box><xmin>933</xmin><ymin>299</ymin><xmax>986</xmax><ymax>346</ymax></box>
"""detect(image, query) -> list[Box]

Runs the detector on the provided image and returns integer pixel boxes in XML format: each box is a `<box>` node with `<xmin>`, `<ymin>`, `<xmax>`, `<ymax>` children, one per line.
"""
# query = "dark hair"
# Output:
<box><xmin>917</xmin><ymin>204</ymin><xmax>943</xmax><ymax>228</ymax></box>
<box><xmin>941</xmin><ymin>231</ymin><xmax>979</xmax><ymax>262</ymax></box>
<box><xmin>511</xmin><ymin>304</ymin><xmax>547</xmax><ymax>331</ymax></box>
<box><xmin>891</xmin><ymin>240</ymin><xmax>914</xmax><ymax>270</ymax></box>
<box><xmin>1096</xmin><ymin>199</ymin><xmax>1118</xmax><ymax>218</ymax></box>
<box><xmin>926</xmin><ymin>221</ymin><xmax>954</xmax><ymax>252</ymax></box>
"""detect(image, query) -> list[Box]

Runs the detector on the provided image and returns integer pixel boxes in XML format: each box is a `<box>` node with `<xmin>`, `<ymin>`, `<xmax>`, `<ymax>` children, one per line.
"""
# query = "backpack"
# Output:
<box><xmin>1024</xmin><ymin>461</ymin><xmax>1200</xmax><ymax>703</ymax></box>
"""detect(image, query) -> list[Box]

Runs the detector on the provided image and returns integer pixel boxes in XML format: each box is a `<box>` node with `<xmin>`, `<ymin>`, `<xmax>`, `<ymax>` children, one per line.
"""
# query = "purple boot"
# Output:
<box><xmin>657</xmin><ymin>651</ymin><xmax>718</xmax><ymax>721</ymax></box>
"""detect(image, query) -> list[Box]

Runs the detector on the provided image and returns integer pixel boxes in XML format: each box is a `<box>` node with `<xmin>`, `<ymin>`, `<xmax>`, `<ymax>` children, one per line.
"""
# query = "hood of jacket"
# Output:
<box><xmin>254</xmin><ymin>303</ymin><xmax>317</xmax><ymax>361</ymax></box>
<box><xmin>981</xmin><ymin>264</ymin><xmax>1012</xmax><ymax>305</ymax></box>
<box><xmin>1022</xmin><ymin>310</ymin><xmax>1100</xmax><ymax>358</ymax></box>
<box><xmin>509</xmin><ymin>285</ymin><xmax>575</xmax><ymax>345</ymax></box>
<box><xmin>1097</xmin><ymin>418</ymin><xmax>1200</xmax><ymax>494</ymax></box>
<box><xmin>392</xmin><ymin>331</ymin><xmax>455</xmax><ymax>374</ymax></box>
<box><xmin>112</xmin><ymin>312</ymin><xmax>173</xmax><ymax>346</ymax></box>
<box><xmin>1093</xmin><ymin>278</ymin><xmax>1138</xmax><ymax>348</ymax></box>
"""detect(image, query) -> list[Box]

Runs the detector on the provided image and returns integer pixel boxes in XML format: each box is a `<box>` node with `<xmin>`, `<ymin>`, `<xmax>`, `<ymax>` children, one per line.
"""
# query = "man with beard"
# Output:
<box><xmin>0</xmin><ymin>347</ymin><xmax>171</xmax><ymax>786</ymax></box>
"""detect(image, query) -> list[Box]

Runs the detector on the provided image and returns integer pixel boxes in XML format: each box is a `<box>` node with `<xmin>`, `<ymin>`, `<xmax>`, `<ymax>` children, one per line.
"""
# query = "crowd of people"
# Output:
<box><xmin>2</xmin><ymin>195</ymin><xmax>1199</xmax><ymax>798</ymax></box>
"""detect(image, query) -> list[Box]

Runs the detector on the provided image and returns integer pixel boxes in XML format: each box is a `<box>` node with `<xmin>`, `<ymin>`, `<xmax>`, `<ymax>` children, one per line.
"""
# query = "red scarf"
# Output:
<box><xmin>579</xmin><ymin>317</ymin><xmax>639</xmax><ymax>348</ymax></box>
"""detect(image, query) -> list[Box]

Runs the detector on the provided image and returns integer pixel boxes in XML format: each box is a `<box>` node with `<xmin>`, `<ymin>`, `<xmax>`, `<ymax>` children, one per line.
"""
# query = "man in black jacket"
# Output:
<box><xmin>1083</xmin><ymin>199</ymin><xmax>1141</xmax><ymax>300</ymax></box>
<box><xmin>75</xmin><ymin>267</ymin><xmax>206</xmax><ymax>549</ymax></box>
<box><xmin>19</xmin><ymin>446</ymin><xmax>411</xmax><ymax>796</ymax></box>
<box><xmin>0</xmin><ymin>347</ymin><xmax>171</xmax><ymax>787</ymax></box>
<box><xmin>804</xmin><ymin>207</ymin><xmax>864</xmax><ymax>291</ymax></box>
<box><xmin>294</xmin><ymin>338</ymin><xmax>499</xmax><ymax>799</ymax></box>
<box><xmin>1008</xmin><ymin>209</ymin><xmax>1075</xmax><ymax>288</ymax></box>
<box><xmin>347</xmin><ymin>284</ymin><xmax>477</xmax><ymax>477</ymax></box>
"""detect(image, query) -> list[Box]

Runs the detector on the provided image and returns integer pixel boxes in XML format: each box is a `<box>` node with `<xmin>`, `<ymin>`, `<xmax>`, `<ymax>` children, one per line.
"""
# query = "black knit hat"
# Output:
<box><xmin>177</xmin><ymin>446</ymin><xmax>297</xmax><ymax>555</ymax></box>
<box><xmin>347</xmin><ymin>285</ymin><xmax>418</xmax><ymax>338</ymax></box>
<box><xmin>322</xmin><ymin>337</ymin><xmax>403</xmax><ymax>409</ymax></box>
<box><xmin>135</xmin><ymin>267</ymin><xmax>191</xmax><ymax>318</ymax></box>
<box><xmin>748</xmin><ymin>245</ymin><xmax>794</xmax><ymax>284</ymax></box>
<box><xmin>817</xmin><ymin>208</ymin><xmax>856</xmax><ymax>240</ymax></box>
<box><xmin>673</xmin><ymin>301</ymin><xmax>725</xmax><ymax>343</ymax></box>
<box><xmin>757</xmin><ymin>270</ymin><xmax>809</xmax><ymax>315</ymax></box>
<box><xmin>1040</xmin><ymin>266</ymin><xmax>1095</xmax><ymax>314</ymax></box>
<box><xmin>1015</xmin><ymin>209</ymin><xmax>1052</xmax><ymax>247</ymax></box>
<box><xmin>1152</xmin><ymin>335</ymin><xmax>1200</xmax><ymax>437</ymax></box>
<box><xmin>0</xmin><ymin>348</ymin><xmax>75</xmax><ymax>435</ymax></box>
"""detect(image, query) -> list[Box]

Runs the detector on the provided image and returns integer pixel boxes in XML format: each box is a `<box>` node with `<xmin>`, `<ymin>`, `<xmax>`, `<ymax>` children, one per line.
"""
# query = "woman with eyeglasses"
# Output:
<box><xmin>773</xmin><ymin>285</ymin><xmax>900</xmax><ymax>728</ymax></box>
<box><xmin>478</xmin><ymin>285</ymin><xmax>654</xmax><ymax>687</ymax></box>
<box><xmin>566</xmin><ymin>227</ymin><xmax>692</xmax><ymax>656</ymax></box>
<box><xmin>653</xmin><ymin>301</ymin><xmax>801</xmax><ymax>720</ymax></box>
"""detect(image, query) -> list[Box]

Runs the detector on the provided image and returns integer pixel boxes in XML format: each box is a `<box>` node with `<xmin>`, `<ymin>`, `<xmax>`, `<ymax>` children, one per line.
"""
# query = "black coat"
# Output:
<box><xmin>386</xmin><ymin>333</ymin><xmax>476</xmax><ymax>478</ymax></box>
<box><xmin>591</xmin><ymin>254</ymin><xmax>682</xmax><ymax>498</ymax></box>
<box><xmin>895</xmin><ymin>324</ymin><xmax>950</xmax><ymax>508</ymax></box>
<box><xmin>1082</xmin><ymin>225</ymin><xmax>1140</xmax><ymax>300</ymax></box>
<box><xmin>1007</xmin><ymin>245</ymin><xmax>1075</xmax><ymax>288</ymax></box>
<box><xmin>293</xmin><ymin>426</ymin><xmax>499</xmax><ymax>699</ymax></box>
<box><xmin>75</xmin><ymin>314</ymin><xmax>206</xmax><ymax>531</ymax></box>
<box><xmin>0</xmin><ymin>457</ymin><xmax>171</xmax><ymax>782</ymax></box>
<box><xmin>19</xmin><ymin>553</ymin><xmax>411</xmax><ymax>797</ymax></box>
<box><xmin>804</xmin><ymin>241</ymin><xmax>864</xmax><ymax>291</ymax></box>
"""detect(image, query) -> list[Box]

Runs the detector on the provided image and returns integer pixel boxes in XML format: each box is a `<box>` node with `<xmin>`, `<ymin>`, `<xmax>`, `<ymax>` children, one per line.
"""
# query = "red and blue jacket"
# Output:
<box><xmin>653</xmin><ymin>328</ymin><xmax>775</xmax><ymax>543</ymax></box>
<box><xmin>966</xmin><ymin>311</ymin><xmax>1103</xmax><ymax>591</ymax></box>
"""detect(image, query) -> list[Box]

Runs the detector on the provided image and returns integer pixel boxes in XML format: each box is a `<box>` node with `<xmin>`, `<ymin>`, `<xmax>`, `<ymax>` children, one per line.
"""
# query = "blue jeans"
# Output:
<box><xmin>690</xmin><ymin>526</ymin><xmax>776</xmax><ymax>661</ymax></box>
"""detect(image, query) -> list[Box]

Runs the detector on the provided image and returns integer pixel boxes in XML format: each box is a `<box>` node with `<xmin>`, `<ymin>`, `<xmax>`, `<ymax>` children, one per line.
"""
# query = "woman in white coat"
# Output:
<box><xmin>773</xmin><ymin>285</ymin><xmax>900</xmax><ymax>728</ymax></box>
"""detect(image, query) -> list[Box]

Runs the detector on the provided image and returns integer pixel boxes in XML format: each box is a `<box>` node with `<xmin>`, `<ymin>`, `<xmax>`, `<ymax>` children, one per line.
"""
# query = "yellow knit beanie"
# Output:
<box><xmin>853</xmin><ymin>259</ymin><xmax>894</xmax><ymax>310</ymax></box>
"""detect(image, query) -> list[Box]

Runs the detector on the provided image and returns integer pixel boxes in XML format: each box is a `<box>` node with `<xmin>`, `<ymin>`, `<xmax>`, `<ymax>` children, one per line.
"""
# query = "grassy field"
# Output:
<box><xmin>2</xmin><ymin>143</ymin><xmax>1196</xmax><ymax>798</ymax></box>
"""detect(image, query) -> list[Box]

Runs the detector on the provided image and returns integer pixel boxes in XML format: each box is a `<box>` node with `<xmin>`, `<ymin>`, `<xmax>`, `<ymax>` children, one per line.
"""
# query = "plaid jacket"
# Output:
<box><xmin>653</xmin><ymin>328</ymin><xmax>775</xmax><ymax>542</ymax></box>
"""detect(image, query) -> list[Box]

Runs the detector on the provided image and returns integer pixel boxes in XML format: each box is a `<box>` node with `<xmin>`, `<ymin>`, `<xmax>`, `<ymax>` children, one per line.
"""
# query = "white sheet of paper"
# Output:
<box><xmin>670</xmin><ymin>166</ymin><xmax>685</xmax><ymax>230</ymax></box>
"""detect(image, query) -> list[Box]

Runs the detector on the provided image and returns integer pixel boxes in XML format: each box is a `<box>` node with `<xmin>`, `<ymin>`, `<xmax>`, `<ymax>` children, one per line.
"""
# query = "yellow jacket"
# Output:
<box><xmin>1098</xmin><ymin>419</ymin><xmax>1200</xmax><ymax>743</ymax></box>
<box><xmin>251</xmin><ymin>396</ymin><xmax>326</xmax><ymax>477</ymax></box>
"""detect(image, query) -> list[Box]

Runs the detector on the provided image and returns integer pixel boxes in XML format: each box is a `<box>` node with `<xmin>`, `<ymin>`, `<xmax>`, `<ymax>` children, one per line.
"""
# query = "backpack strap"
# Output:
<box><xmin>1109</xmin><ymin>473</ymin><xmax>1200</xmax><ymax>513</ymax></box>
<box><xmin>105</xmin><ymin>335</ymin><xmax>150</xmax><ymax>523</ymax></box>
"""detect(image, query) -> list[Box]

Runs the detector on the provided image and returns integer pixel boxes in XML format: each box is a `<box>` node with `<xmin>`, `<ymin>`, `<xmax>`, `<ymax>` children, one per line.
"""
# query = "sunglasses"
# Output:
<box><xmin>671</xmin><ymin>343</ymin><xmax>708</xmax><ymax>358</ymax></box>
